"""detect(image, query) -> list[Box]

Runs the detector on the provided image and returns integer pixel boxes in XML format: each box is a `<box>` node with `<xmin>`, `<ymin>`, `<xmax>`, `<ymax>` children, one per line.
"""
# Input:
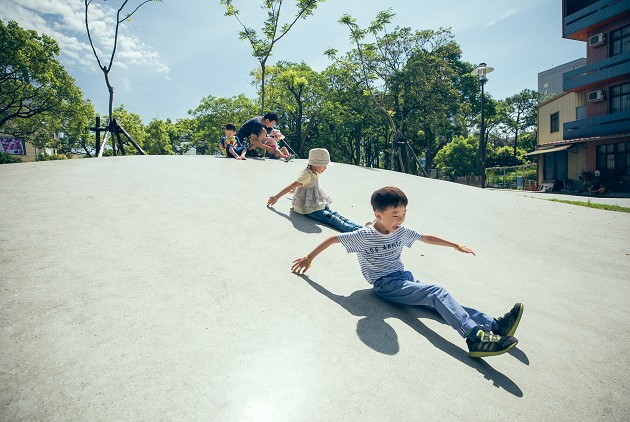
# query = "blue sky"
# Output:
<box><xmin>2</xmin><ymin>0</ymin><xmax>585</xmax><ymax>123</ymax></box>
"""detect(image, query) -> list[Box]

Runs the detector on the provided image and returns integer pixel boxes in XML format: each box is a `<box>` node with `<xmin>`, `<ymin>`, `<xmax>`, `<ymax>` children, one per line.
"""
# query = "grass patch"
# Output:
<box><xmin>547</xmin><ymin>199</ymin><xmax>630</xmax><ymax>213</ymax></box>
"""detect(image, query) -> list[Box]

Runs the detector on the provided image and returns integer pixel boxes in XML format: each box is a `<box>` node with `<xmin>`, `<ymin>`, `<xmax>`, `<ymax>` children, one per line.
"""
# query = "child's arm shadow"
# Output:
<box><xmin>267</xmin><ymin>207</ymin><xmax>322</xmax><ymax>233</ymax></box>
<box><xmin>297</xmin><ymin>274</ymin><xmax>400</xmax><ymax>355</ymax></box>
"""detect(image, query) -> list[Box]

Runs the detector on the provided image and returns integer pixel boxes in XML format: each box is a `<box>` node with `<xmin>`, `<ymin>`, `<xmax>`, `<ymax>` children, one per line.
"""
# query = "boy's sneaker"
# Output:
<box><xmin>495</xmin><ymin>303</ymin><xmax>523</xmax><ymax>337</ymax></box>
<box><xmin>467</xmin><ymin>330</ymin><xmax>517</xmax><ymax>358</ymax></box>
<box><xmin>284</xmin><ymin>154</ymin><xmax>295</xmax><ymax>162</ymax></box>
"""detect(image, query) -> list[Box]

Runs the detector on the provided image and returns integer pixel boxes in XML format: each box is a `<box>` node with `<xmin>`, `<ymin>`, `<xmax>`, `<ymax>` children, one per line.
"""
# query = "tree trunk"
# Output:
<box><xmin>425</xmin><ymin>126</ymin><xmax>433</xmax><ymax>175</ymax></box>
<box><xmin>260</xmin><ymin>61</ymin><xmax>266</xmax><ymax>116</ymax></box>
<box><xmin>104</xmin><ymin>71</ymin><xmax>117</xmax><ymax>156</ymax></box>
<box><xmin>296</xmin><ymin>100</ymin><xmax>303</xmax><ymax>151</ymax></box>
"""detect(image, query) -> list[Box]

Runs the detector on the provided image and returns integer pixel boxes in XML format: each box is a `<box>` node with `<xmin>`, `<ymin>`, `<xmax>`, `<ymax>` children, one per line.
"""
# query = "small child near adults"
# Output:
<box><xmin>263</xmin><ymin>129</ymin><xmax>294</xmax><ymax>161</ymax></box>
<box><xmin>291</xmin><ymin>186</ymin><xmax>523</xmax><ymax>358</ymax></box>
<box><xmin>267</xmin><ymin>148</ymin><xmax>362</xmax><ymax>233</ymax></box>
<box><xmin>219</xmin><ymin>123</ymin><xmax>247</xmax><ymax>160</ymax></box>
<box><xmin>589</xmin><ymin>180</ymin><xmax>606</xmax><ymax>194</ymax></box>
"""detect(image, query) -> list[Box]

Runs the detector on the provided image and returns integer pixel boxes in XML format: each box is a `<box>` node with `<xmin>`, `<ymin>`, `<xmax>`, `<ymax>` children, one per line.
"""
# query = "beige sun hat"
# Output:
<box><xmin>307</xmin><ymin>148</ymin><xmax>331</xmax><ymax>166</ymax></box>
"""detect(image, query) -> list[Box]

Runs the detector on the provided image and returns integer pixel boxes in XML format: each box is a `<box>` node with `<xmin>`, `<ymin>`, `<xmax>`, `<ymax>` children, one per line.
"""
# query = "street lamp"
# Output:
<box><xmin>470</xmin><ymin>63</ymin><xmax>494</xmax><ymax>188</ymax></box>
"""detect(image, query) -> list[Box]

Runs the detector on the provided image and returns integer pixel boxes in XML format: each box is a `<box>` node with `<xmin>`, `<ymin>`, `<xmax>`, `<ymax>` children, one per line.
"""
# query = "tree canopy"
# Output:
<box><xmin>0</xmin><ymin>21</ymin><xmax>84</xmax><ymax>133</ymax></box>
<box><xmin>3</xmin><ymin>9</ymin><xmax>540</xmax><ymax>176</ymax></box>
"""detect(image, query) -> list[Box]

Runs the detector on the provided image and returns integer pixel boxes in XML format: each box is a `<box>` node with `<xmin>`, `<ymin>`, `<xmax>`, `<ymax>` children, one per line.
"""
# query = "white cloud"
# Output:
<box><xmin>484</xmin><ymin>9</ymin><xmax>517</xmax><ymax>28</ymax></box>
<box><xmin>1</xmin><ymin>0</ymin><xmax>170</xmax><ymax>75</ymax></box>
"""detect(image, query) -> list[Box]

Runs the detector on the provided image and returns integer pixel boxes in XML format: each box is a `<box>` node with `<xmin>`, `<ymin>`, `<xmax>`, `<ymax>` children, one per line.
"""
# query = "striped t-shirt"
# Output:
<box><xmin>338</xmin><ymin>225</ymin><xmax>422</xmax><ymax>284</ymax></box>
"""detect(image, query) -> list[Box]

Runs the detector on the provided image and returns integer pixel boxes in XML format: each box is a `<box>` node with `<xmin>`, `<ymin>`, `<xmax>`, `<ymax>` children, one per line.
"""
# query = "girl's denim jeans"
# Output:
<box><xmin>305</xmin><ymin>206</ymin><xmax>362</xmax><ymax>233</ymax></box>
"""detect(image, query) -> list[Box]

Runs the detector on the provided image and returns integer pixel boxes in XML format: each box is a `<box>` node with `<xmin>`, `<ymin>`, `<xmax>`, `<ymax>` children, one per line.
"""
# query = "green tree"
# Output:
<box><xmin>189</xmin><ymin>94</ymin><xmax>257</xmax><ymax>154</ymax></box>
<box><xmin>328</xmin><ymin>11</ymin><xmax>470</xmax><ymax>174</ymax></box>
<box><xmin>264</xmin><ymin>61</ymin><xmax>326</xmax><ymax>156</ymax></box>
<box><xmin>143</xmin><ymin>118</ymin><xmax>193</xmax><ymax>155</ymax></box>
<box><xmin>434</xmin><ymin>135</ymin><xmax>478</xmax><ymax>178</ymax></box>
<box><xmin>144</xmin><ymin>118</ymin><xmax>175</xmax><ymax>155</ymax></box>
<box><xmin>393</xmin><ymin>37</ymin><xmax>464</xmax><ymax>175</ymax></box>
<box><xmin>327</xmin><ymin>10</ymin><xmax>402</xmax><ymax>168</ymax></box>
<box><xmin>486</xmin><ymin>145</ymin><xmax>529</xmax><ymax>168</ymax></box>
<box><xmin>504</xmin><ymin>89</ymin><xmax>540</xmax><ymax>158</ymax></box>
<box><xmin>219</xmin><ymin>0</ymin><xmax>325</xmax><ymax>115</ymax></box>
<box><xmin>518</xmin><ymin>132</ymin><xmax>537</xmax><ymax>155</ymax></box>
<box><xmin>0</xmin><ymin>20</ymin><xmax>82</xmax><ymax>134</ymax></box>
<box><xmin>57</xmin><ymin>95</ymin><xmax>97</xmax><ymax>156</ymax></box>
<box><xmin>170</xmin><ymin>118</ymin><xmax>195</xmax><ymax>155</ymax></box>
<box><xmin>110</xmin><ymin>105</ymin><xmax>146</xmax><ymax>155</ymax></box>
<box><xmin>320</xmin><ymin>61</ymin><xmax>387</xmax><ymax>166</ymax></box>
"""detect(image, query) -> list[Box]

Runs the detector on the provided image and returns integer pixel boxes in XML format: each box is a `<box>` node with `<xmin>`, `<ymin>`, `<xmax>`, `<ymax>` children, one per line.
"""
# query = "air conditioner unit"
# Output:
<box><xmin>588</xmin><ymin>90</ymin><xmax>605</xmax><ymax>102</ymax></box>
<box><xmin>589</xmin><ymin>33</ymin><xmax>606</xmax><ymax>47</ymax></box>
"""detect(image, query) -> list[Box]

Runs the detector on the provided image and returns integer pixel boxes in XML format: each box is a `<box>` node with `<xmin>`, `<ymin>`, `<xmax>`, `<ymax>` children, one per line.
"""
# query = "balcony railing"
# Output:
<box><xmin>564</xmin><ymin>111</ymin><xmax>630</xmax><ymax>139</ymax></box>
<box><xmin>563</xmin><ymin>51</ymin><xmax>630</xmax><ymax>91</ymax></box>
<box><xmin>564</xmin><ymin>0</ymin><xmax>630</xmax><ymax>38</ymax></box>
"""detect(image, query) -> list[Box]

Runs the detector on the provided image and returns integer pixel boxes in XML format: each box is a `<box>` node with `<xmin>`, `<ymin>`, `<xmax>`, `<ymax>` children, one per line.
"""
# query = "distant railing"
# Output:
<box><xmin>563</xmin><ymin>0</ymin><xmax>630</xmax><ymax>37</ymax></box>
<box><xmin>447</xmin><ymin>164</ymin><xmax>538</xmax><ymax>190</ymax></box>
<box><xmin>564</xmin><ymin>111</ymin><xmax>630</xmax><ymax>139</ymax></box>
<box><xmin>563</xmin><ymin>51</ymin><xmax>630</xmax><ymax>91</ymax></box>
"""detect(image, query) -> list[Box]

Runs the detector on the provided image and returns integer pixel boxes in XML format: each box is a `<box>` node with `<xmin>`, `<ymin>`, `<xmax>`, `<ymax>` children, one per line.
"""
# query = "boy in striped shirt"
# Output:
<box><xmin>291</xmin><ymin>186</ymin><xmax>523</xmax><ymax>358</ymax></box>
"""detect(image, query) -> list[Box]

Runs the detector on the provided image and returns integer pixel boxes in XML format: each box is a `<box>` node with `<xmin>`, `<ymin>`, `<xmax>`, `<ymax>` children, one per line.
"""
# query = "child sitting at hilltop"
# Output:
<box><xmin>219</xmin><ymin>123</ymin><xmax>247</xmax><ymax>160</ymax></box>
<box><xmin>263</xmin><ymin>129</ymin><xmax>294</xmax><ymax>161</ymax></box>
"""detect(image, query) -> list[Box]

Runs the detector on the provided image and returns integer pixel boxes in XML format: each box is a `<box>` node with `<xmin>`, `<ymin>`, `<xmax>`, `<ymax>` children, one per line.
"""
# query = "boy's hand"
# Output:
<box><xmin>267</xmin><ymin>196</ymin><xmax>278</xmax><ymax>207</ymax></box>
<box><xmin>455</xmin><ymin>245</ymin><xmax>476</xmax><ymax>256</ymax></box>
<box><xmin>291</xmin><ymin>257</ymin><xmax>311</xmax><ymax>274</ymax></box>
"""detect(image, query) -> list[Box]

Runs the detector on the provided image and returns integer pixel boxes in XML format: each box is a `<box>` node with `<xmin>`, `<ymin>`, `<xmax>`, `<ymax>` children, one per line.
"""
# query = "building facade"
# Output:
<box><xmin>531</xmin><ymin>0</ymin><xmax>630</xmax><ymax>192</ymax></box>
<box><xmin>538</xmin><ymin>58</ymin><xmax>587</xmax><ymax>98</ymax></box>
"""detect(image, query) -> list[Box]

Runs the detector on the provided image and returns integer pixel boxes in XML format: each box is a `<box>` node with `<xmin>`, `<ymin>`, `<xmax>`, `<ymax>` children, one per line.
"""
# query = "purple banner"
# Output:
<box><xmin>0</xmin><ymin>138</ymin><xmax>25</xmax><ymax>155</ymax></box>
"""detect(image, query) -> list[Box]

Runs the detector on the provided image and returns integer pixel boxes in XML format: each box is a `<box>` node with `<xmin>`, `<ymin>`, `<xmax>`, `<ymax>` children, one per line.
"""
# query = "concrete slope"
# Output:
<box><xmin>1</xmin><ymin>155</ymin><xmax>629</xmax><ymax>421</ymax></box>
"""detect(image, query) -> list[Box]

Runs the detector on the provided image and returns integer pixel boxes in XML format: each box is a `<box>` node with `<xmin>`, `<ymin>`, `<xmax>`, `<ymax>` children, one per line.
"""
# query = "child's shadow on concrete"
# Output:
<box><xmin>267</xmin><ymin>207</ymin><xmax>323</xmax><ymax>234</ymax></box>
<box><xmin>299</xmin><ymin>275</ymin><xmax>526</xmax><ymax>398</ymax></box>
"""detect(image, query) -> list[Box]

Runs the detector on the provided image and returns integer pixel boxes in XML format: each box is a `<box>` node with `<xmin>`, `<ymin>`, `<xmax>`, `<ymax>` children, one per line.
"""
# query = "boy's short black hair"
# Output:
<box><xmin>225</xmin><ymin>123</ymin><xmax>236</xmax><ymax>131</ymax></box>
<box><xmin>263</xmin><ymin>112</ymin><xmax>279</xmax><ymax>123</ymax></box>
<box><xmin>371</xmin><ymin>186</ymin><xmax>408</xmax><ymax>212</ymax></box>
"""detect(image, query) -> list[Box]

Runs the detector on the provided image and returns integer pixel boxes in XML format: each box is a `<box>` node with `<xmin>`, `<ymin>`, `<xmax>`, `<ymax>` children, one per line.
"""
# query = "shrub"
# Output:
<box><xmin>0</xmin><ymin>152</ymin><xmax>22</xmax><ymax>164</ymax></box>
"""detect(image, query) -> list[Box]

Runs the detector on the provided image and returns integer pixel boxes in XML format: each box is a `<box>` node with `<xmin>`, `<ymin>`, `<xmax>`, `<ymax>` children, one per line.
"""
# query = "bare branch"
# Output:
<box><xmin>119</xmin><ymin>0</ymin><xmax>155</xmax><ymax>23</ymax></box>
<box><xmin>272</xmin><ymin>2</ymin><xmax>311</xmax><ymax>45</ymax></box>
<box><xmin>84</xmin><ymin>0</ymin><xmax>106</xmax><ymax>71</ymax></box>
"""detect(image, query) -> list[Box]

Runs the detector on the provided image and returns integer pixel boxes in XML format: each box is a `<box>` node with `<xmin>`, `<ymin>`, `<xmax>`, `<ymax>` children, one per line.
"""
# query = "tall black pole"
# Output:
<box><xmin>480</xmin><ymin>80</ymin><xmax>486</xmax><ymax>188</ymax></box>
<box><xmin>94</xmin><ymin>116</ymin><xmax>101</xmax><ymax>153</ymax></box>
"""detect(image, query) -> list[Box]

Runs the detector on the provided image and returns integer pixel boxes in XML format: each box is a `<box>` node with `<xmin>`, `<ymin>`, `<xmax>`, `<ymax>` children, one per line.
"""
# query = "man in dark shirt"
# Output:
<box><xmin>237</xmin><ymin>112</ymin><xmax>279</xmax><ymax>157</ymax></box>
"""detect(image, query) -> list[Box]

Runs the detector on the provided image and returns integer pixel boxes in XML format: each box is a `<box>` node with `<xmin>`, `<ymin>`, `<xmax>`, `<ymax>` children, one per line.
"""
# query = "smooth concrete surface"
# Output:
<box><xmin>1</xmin><ymin>155</ymin><xmax>629</xmax><ymax>421</ymax></box>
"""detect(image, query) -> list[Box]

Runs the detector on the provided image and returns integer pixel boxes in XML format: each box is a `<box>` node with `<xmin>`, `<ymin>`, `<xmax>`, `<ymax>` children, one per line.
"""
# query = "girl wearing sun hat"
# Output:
<box><xmin>267</xmin><ymin>148</ymin><xmax>362</xmax><ymax>232</ymax></box>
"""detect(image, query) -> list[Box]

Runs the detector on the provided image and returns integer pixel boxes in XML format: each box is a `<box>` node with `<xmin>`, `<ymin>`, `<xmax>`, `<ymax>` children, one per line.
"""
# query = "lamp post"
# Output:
<box><xmin>470</xmin><ymin>63</ymin><xmax>494</xmax><ymax>188</ymax></box>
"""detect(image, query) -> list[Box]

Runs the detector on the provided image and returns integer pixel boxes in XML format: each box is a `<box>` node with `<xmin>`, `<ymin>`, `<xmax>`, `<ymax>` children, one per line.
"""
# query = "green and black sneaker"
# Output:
<box><xmin>467</xmin><ymin>330</ymin><xmax>518</xmax><ymax>358</ymax></box>
<box><xmin>495</xmin><ymin>303</ymin><xmax>524</xmax><ymax>337</ymax></box>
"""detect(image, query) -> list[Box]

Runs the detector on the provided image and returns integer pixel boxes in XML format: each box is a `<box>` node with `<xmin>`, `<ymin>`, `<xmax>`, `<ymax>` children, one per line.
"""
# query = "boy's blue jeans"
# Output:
<box><xmin>305</xmin><ymin>206</ymin><xmax>362</xmax><ymax>233</ymax></box>
<box><xmin>373</xmin><ymin>271</ymin><xmax>493</xmax><ymax>338</ymax></box>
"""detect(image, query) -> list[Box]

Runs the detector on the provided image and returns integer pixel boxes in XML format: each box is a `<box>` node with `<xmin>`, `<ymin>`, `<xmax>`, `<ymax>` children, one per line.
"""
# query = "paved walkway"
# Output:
<box><xmin>1</xmin><ymin>156</ymin><xmax>629</xmax><ymax>421</ymax></box>
<box><xmin>491</xmin><ymin>188</ymin><xmax>630</xmax><ymax>207</ymax></box>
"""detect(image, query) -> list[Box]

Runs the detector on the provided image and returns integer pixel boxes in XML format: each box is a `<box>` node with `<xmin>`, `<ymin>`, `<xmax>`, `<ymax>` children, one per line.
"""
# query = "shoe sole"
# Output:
<box><xmin>469</xmin><ymin>339</ymin><xmax>518</xmax><ymax>358</ymax></box>
<box><xmin>505</xmin><ymin>303</ymin><xmax>524</xmax><ymax>336</ymax></box>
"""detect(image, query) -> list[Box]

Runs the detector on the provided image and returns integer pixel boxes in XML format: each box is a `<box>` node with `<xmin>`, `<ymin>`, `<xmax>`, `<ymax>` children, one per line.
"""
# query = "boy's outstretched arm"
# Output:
<box><xmin>267</xmin><ymin>181</ymin><xmax>301</xmax><ymax>206</ymax></box>
<box><xmin>420</xmin><ymin>234</ymin><xmax>476</xmax><ymax>256</ymax></box>
<box><xmin>291</xmin><ymin>235</ymin><xmax>340</xmax><ymax>274</ymax></box>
